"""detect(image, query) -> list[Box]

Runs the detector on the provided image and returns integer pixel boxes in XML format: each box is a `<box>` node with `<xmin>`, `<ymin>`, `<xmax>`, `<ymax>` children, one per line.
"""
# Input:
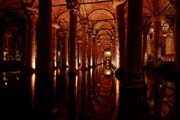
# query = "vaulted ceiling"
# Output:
<box><xmin>0</xmin><ymin>0</ymin><xmax>176</xmax><ymax>50</ymax></box>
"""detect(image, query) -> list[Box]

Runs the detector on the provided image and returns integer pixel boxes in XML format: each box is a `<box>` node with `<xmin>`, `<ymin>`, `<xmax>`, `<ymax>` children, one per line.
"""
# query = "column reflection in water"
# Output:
<box><xmin>89</xmin><ymin>67</ymin><xmax>94</xmax><ymax>111</ymax></box>
<box><xmin>115</xmin><ymin>79</ymin><xmax>120</xmax><ymax>112</ymax></box>
<box><xmin>31</xmin><ymin>70</ymin><xmax>57</xmax><ymax>110</ymax></box>
<box><xmin>31</xmin><ymin>73</ymin><xmax>36</xmax><ymax>108</ymax></box>
<box><xmin>89</xmin><ymin>68</ymin><xmax>93</xmax><ymax>95</ymax></box>
<box><xmin>53</xmin><ymin>70</ymin><xmax>57</xmax><ymax>107</ymax></box>
<box><xmin>145</xmin><ymin>73</ymin><xmax>175</xmax><ymax>119</ymax></box>
<box><xmin>75</xmin><ymin>75</ymin><xmax>79</xmax><ymax>99</ymax></box>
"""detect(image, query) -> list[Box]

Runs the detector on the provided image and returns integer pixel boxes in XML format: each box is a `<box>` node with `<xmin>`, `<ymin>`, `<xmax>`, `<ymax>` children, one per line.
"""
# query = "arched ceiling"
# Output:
<box><xmin>0</xmin><ymin>0</ymin><xmax>176</xmax><ymax>50</ymax></box>
<box><xmin>0</xmin><ymin>0</ymin><xmax>175</xmax><ymax>24</ymax></box>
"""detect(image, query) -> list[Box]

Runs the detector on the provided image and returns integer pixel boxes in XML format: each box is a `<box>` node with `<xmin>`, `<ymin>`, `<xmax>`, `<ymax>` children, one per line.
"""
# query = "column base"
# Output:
<box><xmin>120</xmin><ymin>74</ymin><xmax>146</xmax><ymax>89</ymax></box>
<box><xmin>119</xmin><ymin>74</ymin><xmax>149</xmax><ymax>120</ymax></box>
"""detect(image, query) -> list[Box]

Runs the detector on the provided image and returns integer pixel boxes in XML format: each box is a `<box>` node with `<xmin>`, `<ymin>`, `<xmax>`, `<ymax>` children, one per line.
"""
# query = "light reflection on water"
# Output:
<box><xmin>145</xmin><ymin>72</ymin><xmax>175</xmax><ymax>118</ymax></box>
<box><xmin>115</xmin><ymin>79</ymin><xmax>120</xmax><ymax>111</ymax></box>
<box><xmin>0</xmin><ymin>68</ymin><xmax>176</xmax><ymax>119</ymax></box>
<box><xmin>31</xmin><ymin>73</ymin><xmax>36</xmax><ymax>108</ymax></box>
<box><xmin>75</xmin><ymin>75</ymin><xmax>78</xmax><ymax>98</ymax></box>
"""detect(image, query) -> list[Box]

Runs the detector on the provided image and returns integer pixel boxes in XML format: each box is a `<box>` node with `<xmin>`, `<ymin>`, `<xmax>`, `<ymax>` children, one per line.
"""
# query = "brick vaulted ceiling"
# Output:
<box><xmin>0</xmin><ymin>0</ymin><xmax>176</xmax><ymax>50</ymax></box>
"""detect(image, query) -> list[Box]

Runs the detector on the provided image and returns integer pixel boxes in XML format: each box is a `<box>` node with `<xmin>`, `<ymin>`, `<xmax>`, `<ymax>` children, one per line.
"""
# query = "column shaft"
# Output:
<box><xmin>68</xmin><ymin>8</ymin><xmax>77</xmax><ymax>119</ymax></box>
<box><xmin>175</xmin><ymin>0</ymin><xmax>180</xmax><ymax>118</ymax></box>
<box><xmin>117</xmin><ymin>3</ymin><xmax>126</xmax><ymax>69</ymax></box>
<box><xmin>153</xmin><ymin>21</ymin><xmax>161</xmax><ymax>68</ymax></box>
<box><xmin>35</xmin><ymin>0</ymin><xmax>53</xmax><ymax>116</ymax></box>
<box><xmin>81</xmin><ymin>25</ymin><xmax>87</xmax><ymax>71</ymax></box>
<box><xmin>175</xmin><ymin>1</ymin><xmax>180</xmax><ymax>68</ymax></box>
<box><xmin>125</xmin><ymin>0</ymin><xmax>144</xmax><ymax>87</ymax></box>
<box><xmin>69</xmin><ymin>10</ymin><xmax>77</xmax><ymax>74</ymax></box>
<box><xmin>142</xmin><ymin>33</ymin><xmax>147</xmax><ymax>65</ymax></box>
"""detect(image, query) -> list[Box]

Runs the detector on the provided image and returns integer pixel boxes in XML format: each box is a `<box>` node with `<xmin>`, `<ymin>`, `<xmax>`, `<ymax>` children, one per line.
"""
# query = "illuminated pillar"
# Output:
<box><xmin>87</xmin><ymin>31</ymin><xmax>92</xmax><ymax>68</ymax></box>
<box><xmin>81</xmin><ymin>23</ymin><xmax>87</xmax><ymax>71</ymax></box>
<box><xmin>77</xmin><ymin>40</ymin><xmax>82</xmax><ymax>70</ymax></box>
<box><xmin>22</xmin><ymin>10</ymin><xmax>38</xmax><ymax>73</ymax></box>
<box><xmin>81</xmin><ymin>23</ymin><xmax>87</xmax><ymax>109</ymax></box>
<box><xmin>51</xmin><ymin>25</ymin><xmax>58</xmax><ymax>68</ymax></box>
<box><xmin>92</xmin><ymin>37</ymin><xmax>96</xmax><ymax>67</ymax></box>
<box><xmin>29</xmin><ymin>14</ymin><xmax>37</xmax><ymax>71</ymax></box>
<box><xmin>142</xmin><ymin>34</ymin><xmax>147</xmax><ymax>65</ymax></box>
<box><xmin>19</xmin><ymin>10</ymin><xmax>38</xmax><ymax>113</ymax></box>
<box><xmin>92</xmin><ymin>37</ymin><xmax>96</xmax><ymax>92</ymax></box>
<box><xmin>66</xmin><ymin>0</ymin><xmax>78</xmax><ymax>118</ymax></box>
<box><xmin>35</xmin><ymin>0</ymin><xmax>54</xmax><ymax>116</ymax></box>
<box><xmin>142</xmin><ymin>22</ymin><xmax>151</xmax><ymax>65</ymax></box>
<box><xmin>117</xmin><ymin>2</ymin><xmax>126</xmax><ymax>69</ymax></box>
<box><xmin>153</xmin><ymin>19</ymin><xmax>161</xmax><ymax>68</ymax></box>
<box><xmin>87</xmin><ymin>31</ymin><xmax>93</xmax><ymax>96</ymax></box>
<box><xmin>61</xmin><ymin>32</ymin><xmax>68</xmax><ymax>69</ymax></box>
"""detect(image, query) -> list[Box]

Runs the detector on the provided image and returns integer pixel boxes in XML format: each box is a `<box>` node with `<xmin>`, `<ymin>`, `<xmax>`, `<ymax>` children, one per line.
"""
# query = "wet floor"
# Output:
<box><xmin>0</xmin><ymin>63</ymin><xmax>176</xmax><ymax>120</ymax></box>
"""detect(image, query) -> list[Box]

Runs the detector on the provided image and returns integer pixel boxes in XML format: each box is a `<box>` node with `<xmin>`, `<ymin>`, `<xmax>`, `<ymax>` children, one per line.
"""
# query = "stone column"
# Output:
<box><xmin>142</xmin><ymin>33</ymin><xmax>147</xmax><ymax>65</ymax></box>
<box><xmin>56</xmin><ymin>32</ymin><xmax>67</xmax><ymax>105</ymax></box>
<box><xmin>66</xmin><ymin>1</ymin><xmax>78</xmax><ymax>119</ymax></box>
<box><xmin>119</xmin><ymin>2</ymin><xmax>148</xmax><ymax>119</ymax></box>
<box><xmin>175</xmin><ymin>0</ymin><xmax>180</xmax><ymax>118</ymax></box>
<box><xmin>51</xmin><ymin>26</ymin><xmax>58</xmax><ymax>68</ymax></box>
<box><xmin>68</xmin><ymin>10</ymin><xmax>77</xmax><ymax>75</ymax></box>
<box><xmin>20</xmin><ymin>8</ymin><xmax>38</xmax><ymax>114</ymax></box>
<box><xmin>81</xmin><ymin>23</ymin><xmax>87</xmax><ymax>71</ymax></box>
<box><xmin>61</xmin><ymin>32</ymin><xmax>68</xmax><ymax>69</ymax></box>
<box><xmin>175</xmin><ymin>1</ymin><xmax>180</xmax><ymax>69</ymax></box>
<box><xmin>21</xmin><ymin>9</ymin><xmax>38</xmax><ymax>74</ymax></box>
<box><xmin>142</xmin><ymin>22</ymin><xmax>151</xmax><ymax>65</ymax></box>
<box><xmin>87</xmin><ymin>31</ymin><xmax>92</xmax><ymax>68</ymax></box>
<box><xmin>125</xmin><ymin>0</ymin><xmax>144</xmax><ymax>86</ymax></box>
<box><xmin>29</xmin><ymin>13</ymin><xmax>38</xmax><ymax>71</ymax></box>
<box><xmin>81</xmin><ymin>23</ymin><xmax>87</xmax><ymax>111</ymax></box>
<box><xmin>117</xmin><ymin>2</ymin><xmax>126</xmax><ymax>70</ymax></box>
<box><xmin>34</xmin><ymin>0</ymin><xmax>54</xmax><ymax>117</ymax></box>
<box><xmin>153</xmin><ymin>19</ymin><xmax>161</xmax><ymax>68</ymax></box>
<box><xmin>87</xmin><ymin>31</ymin><xmax>93</xmax><ymax>96</ymax></box>
<box><xmin>92</xmin><ymin>37</ymin><xmax>96</xmax><ymax>92</ymax></box>
<box><xmin>24</xmin><ymin>12</ymin><xmax>38</xmax><ymax>113</ymax></box>
<box><xmin>92</xmin><ymin>36</ymin><xmax>96</xmax><ymax>68</ymax></box>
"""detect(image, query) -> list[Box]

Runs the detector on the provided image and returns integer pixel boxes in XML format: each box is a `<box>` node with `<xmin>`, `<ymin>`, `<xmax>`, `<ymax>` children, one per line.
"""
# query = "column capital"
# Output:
<box><xmin>66</xmin><ymin>0</ymin><xmax>78</xmax><ymax>9</ymax></box>
<box><xmin>26</xmin><ymin>7</ymin><xmax>38</xmax><ymax>23</ymax></box>
<box><xmin>80</xmin><ymin>16</ymin><xmax>88</xmax><ymax>25</ymax></box>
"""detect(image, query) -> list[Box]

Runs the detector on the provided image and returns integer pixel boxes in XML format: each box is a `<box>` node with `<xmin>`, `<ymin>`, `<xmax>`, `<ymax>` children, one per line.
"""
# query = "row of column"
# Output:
<box><xmin>117</xmin><ymin>0</ymin><xmax>144</xmax><ymax>87</ymax></box>
<box><xmin>33</xmin><ymin>0</ymin><xmax>180</xmax><ymax>118</ymax></box>
<box><xmin>117</xmin><ymin>0</ymin><xmax>180</xmax><ymax>118</ymax></box>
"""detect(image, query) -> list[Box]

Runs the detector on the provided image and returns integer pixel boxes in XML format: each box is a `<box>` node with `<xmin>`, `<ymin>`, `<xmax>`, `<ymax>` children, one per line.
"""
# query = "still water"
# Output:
<box><xmin>0</xmin><ymin>64</ymin><xmax>175</xmax><ymax>120</ymax></box>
